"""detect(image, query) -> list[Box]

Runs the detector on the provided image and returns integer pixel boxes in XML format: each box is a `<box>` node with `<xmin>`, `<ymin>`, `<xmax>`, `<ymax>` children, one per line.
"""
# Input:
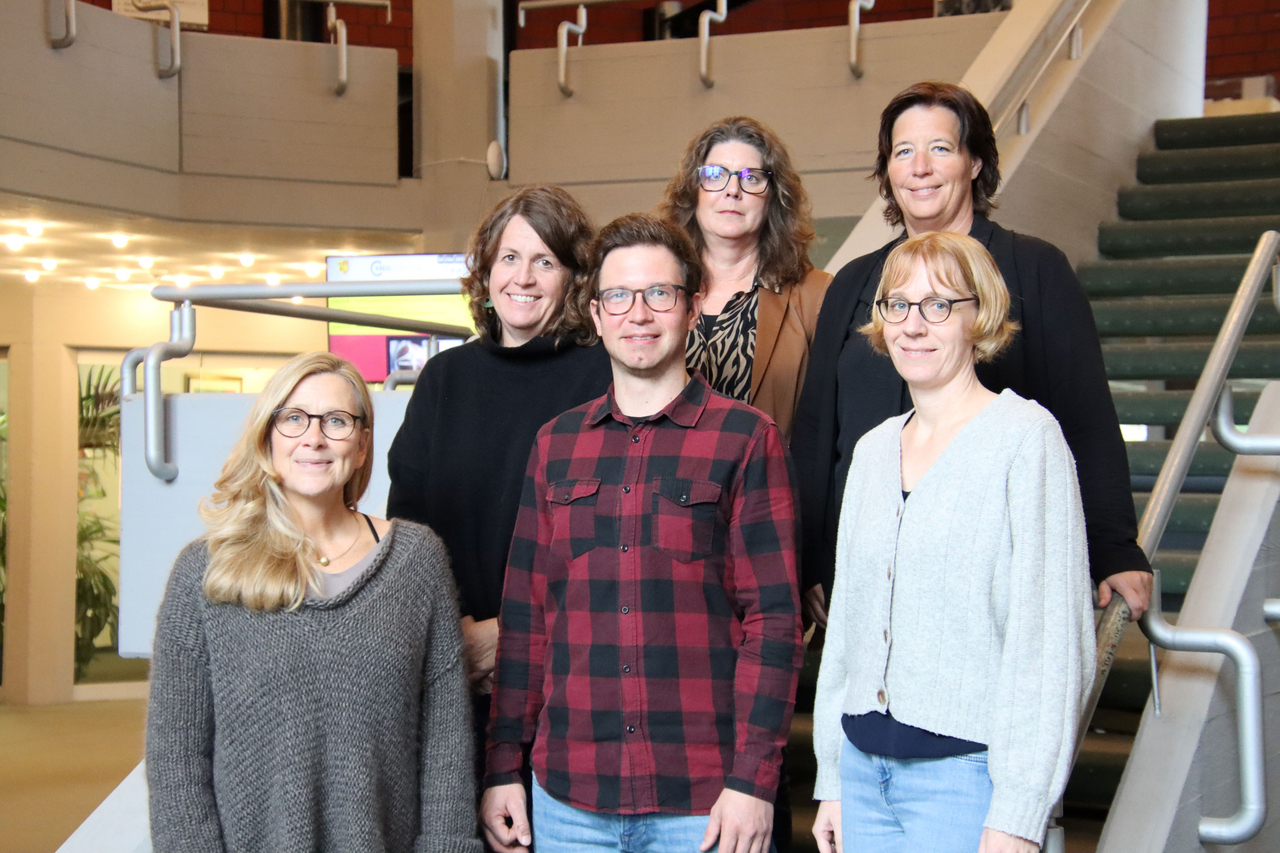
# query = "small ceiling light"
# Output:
<box><xmin>174</xmin><ymin>275</ymin><xmax>191</xmax><ymax>289</ymax></box>
<box><xmin>265</xmin><ymin>273</ymin><xmax>281</xmax><ymax>286</ymax></box>
<box><xmin>290</xmin><ymin>295</ymin><xmax>303</xmax><ymax>304</ymax></box>
<box><xmin>304</xmin><ymin>263</ymin><xmax>323</xmax><ymax>277</ymax></box>
<box><xmin>209</xmin><ymin>265</ymin><xmax>224</xmax><ymax>279</ymax></box>
<box><xmin>138</xmin><ymin>256</ymin><xmax>154</xmax><ymax>269</ymax></box>
<box><xmin>85</xmin><ymin>277</ymin><xmax>100</xmax><ymax>290</ymax></box>
<box><xmin>40</xmin><ymin>258</ymin><xmax>56</xmax><ymax>271</ymax></box>
<box><xmin>24</xmin><ymin>270</ymin><xmax>39</xmax><ymax>282</ymax></box>
<box><xmin>239</xmin><ymin>254</ymin><xmax>254</xmax><ymax>267</ymax></box>
<box><xmin>112</xmin><ymin>234</ymin><xmax>129</xmax><ymax>248</ymax></box>
<box><xmin>26</xmin><ymin>223</ymin><xmax>43</xmax><ymax>237</ymax></box>
<box><xmin>5</xmin><ymin>236</ymin><xmax>23</xmax><ymax>251</ymax></box>
<box><xmin>115</xmin><ymin>269</ymin><xmax>129</xmax><ymax>281</ymax></box>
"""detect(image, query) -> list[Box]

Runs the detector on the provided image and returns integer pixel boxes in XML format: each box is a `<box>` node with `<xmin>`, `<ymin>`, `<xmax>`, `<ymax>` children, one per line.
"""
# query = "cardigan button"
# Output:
<box><xmin>877</xmin><ymin>690</ymin><xmax>886</xmax><ymax>705</ymax></box>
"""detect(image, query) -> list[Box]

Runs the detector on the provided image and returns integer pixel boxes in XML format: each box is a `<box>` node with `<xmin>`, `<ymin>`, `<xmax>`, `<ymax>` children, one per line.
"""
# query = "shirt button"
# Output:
<box><xmin>621</xmin><ymin>544</ymin><xmax>629</xmax><ymax>552</ymax></box>
<box><xmin>631</xmin><ymin>435</ymin><xmax>639</xmax><ymax>444</ymax></box>
<box><xmin>623</xmin><ymin>486</ymin><xmax>631</xmax><ymax>493</ymax></box>
<box><xmin>680</xmin><ymin>495</ymin><xmax>688</xmax><ymax>503</ymax></box>
<box><xmin>623</xmin><ymin>665</ymin><xmax>631</xmax><ymax>673</ymax></box>
<box><xmin>621</xmin><ymin>606</ymin><xmax>629</xmax><ymax>614</ymax></box>
<box><xmin>877</xmin><ymin>690</ymin><xmax>887</xmax><ymax>705</ymax></box>
<box><xmin>627</xmin><ymin>725</ymin><xmax>635</xmax><ymax>733</ymax></box>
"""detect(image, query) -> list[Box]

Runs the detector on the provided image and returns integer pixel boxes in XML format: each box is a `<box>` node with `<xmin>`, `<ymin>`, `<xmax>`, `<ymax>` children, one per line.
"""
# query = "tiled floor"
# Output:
<box><xmin>0</xmin><ymin>700</ymin><xmax>146</xmax><ymax>853</ymax></box>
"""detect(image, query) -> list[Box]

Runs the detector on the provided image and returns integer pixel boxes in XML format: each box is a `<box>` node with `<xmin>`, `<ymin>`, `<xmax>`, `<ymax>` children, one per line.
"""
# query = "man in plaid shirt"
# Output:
<box><xmin>480</xmin><ymin>213</ymin><xmax>803</xmax><ymax>853</ymax></box>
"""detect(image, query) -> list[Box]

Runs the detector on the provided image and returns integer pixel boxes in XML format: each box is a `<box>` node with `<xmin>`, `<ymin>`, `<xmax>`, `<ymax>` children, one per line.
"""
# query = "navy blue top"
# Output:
<box><xmin>840</xmin><ymin>489</ymin><xmax>987</xmax><ymax>759</ymax></box>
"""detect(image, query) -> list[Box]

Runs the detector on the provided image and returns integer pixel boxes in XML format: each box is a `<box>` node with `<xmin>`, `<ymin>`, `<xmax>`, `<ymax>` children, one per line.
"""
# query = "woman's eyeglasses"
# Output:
<box><xmin>597</xmin><ymin>285</ymin><xmax>685</xmax><ymax>315</ymax></box>
<box><xmin>697</xmin><ymin>165</ymin><xmax>772</xmax><ymax>195</ymax></box>
<box><xmin>876</xmin><ymin>296</ymin><xmax>977</xmax><ymax>325</ymax></box>
<box><xmin>272</xmin><ymin>408</ymin><xmax>364</xmax><ymax>440</ymax></box>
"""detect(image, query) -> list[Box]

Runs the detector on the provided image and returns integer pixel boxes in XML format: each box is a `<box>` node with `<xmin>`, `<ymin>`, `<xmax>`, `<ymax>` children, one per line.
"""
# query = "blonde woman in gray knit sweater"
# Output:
<box><xmin>811</xmin><ymin>233</ymin><xmax>1095</xmax><ymax>853</ymax></box>
<box><xmin>146</xmin><ymin>352</ymin><xmax>480</xmax><ymax>853</ymax></box>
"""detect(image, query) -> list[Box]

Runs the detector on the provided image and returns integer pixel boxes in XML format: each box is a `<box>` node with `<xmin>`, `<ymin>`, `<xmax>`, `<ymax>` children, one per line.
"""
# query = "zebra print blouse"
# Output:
<box><xmin>686</xmin><ymin>277</ymin><xmax>782</xmax><ymax>402</ymax></box>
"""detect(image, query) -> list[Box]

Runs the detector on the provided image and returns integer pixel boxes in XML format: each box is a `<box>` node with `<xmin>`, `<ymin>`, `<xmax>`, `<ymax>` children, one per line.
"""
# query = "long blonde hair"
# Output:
<box><xmin>200</xmin><ymin>352</ymin><xmax>374</xmax><ymax>611</ymax></box>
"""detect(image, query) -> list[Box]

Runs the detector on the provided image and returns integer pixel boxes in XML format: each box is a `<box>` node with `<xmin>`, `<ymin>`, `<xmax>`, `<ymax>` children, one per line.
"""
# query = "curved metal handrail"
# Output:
<box><xmin>698</xmin><ymin>0</ymin><xmax>728</xmax><ymax>88</ymax></box>
<box><xmin>1213</xmin><ymin>386</ymin><xmax>1280</xmax><ymax>456</ymax></box>
<box><xmin>989</xmin><ymin>0</ymin><xmax>1091</xmax><ymax>138</ymax></box>
<box><xmin>383</xmin><ymin>369</ymin><xmax>420</xmax><ymax>391</ymax></box>
<box><xmin>848</xmin><ymin>0</ymin><xmax>875</xmax><ymax>79</ymax></box>
<box><xmin>143</xmin><ymin>302</ymin><xmax>196</xmax><ymax>481</ymax></box>
<box><xmin>327</xmin><ymin>3</ymin><xmax>348</xmax><ymax>96</ymax></box>
<box><xmin>51</xmin><ymin>0</ymin><xmax>77</xmax><ymax>49</ymax></box>
<box><xmin>556</xmin><ymin>5</ymin><xmax>587</xmax><ymax>97</ymax></box>
<box><xmin>131</xmin><ymin>0</ymin><xmax>182</xmax><ymax>79</ymax></box>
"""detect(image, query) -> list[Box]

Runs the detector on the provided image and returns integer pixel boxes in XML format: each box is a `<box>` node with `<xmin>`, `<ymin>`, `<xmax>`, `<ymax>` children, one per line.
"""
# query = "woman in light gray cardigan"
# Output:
<box><xmin>810</xmin><ymin>233</ymin><xmax>1095</xmax><ymax>853</ymax></box>
<box><xmin>147</xmin><ymin>352</ymin><xmax>480</xmax><ymax>853</ymax></box>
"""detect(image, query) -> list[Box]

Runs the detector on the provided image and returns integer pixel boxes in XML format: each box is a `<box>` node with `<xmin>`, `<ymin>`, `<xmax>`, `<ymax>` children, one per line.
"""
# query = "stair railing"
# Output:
<box><xmin>1117</xmin><ymin>229</ymin><xmax>1278</xmax><ymax>846</ymax></box>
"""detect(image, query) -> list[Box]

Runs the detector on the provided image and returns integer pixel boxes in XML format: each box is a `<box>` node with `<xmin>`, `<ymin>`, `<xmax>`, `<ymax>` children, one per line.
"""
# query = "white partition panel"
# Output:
<box><xmin>118</xmin><ymin>391</ymin><xmax>410</xmax><ymax>657</ymax></box>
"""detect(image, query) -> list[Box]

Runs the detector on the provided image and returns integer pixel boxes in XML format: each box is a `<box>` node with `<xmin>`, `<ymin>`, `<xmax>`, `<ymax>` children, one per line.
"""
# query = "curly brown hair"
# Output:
<box><xmin>658</xmin><ymin>117</ymin><xmax>815</xmax><ymax>292</ymax></box>
<box><xmin>874</xmin><ymin>82</ymin><xmax>1001</xmax><ymax>228</ymax></box>
<box><xmin>461</xmin><ymin>185</ymin><xmax>597</xmax><ymax>345</ymax></box>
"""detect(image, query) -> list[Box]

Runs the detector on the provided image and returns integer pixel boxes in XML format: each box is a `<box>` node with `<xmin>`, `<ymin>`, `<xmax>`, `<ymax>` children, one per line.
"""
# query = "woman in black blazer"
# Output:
<box><xmin>792</xmin><ymin>82</ymin><xmax>1152</xmax><ymax>629</ymax></box>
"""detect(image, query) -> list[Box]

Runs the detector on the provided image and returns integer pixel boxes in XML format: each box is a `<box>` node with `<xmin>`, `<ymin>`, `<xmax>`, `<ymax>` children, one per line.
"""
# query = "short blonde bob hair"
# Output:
<box><xmin>860</xmin><ymin>231</ymin><xmax>1018</xmax><ymax>362</ymax></box>
<box><xmin>200</xmin><ymin>352</ymin><xmax>374</xmax><ymax>611</ymax></box>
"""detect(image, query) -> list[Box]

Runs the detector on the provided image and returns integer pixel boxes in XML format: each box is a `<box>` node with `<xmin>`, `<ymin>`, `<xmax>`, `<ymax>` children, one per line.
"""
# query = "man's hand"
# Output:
<box><xmin>700</xmin><ymin>789</ymin><xmax>772</xmax><ymax>853</ymax></box>
<box><xmin>1097</xmin><ymin>570</ymin><xmax>1153</xmax><ymax>620</ymax></box>
<box><xmin>479</xmin><ymin>783</ymin><xmax>531</xmax><ymax>853</ymax></box>
<box><xmin>802</xmin><ymin>584</ymin><xmax>828</xmax><ymax>630</ymax></box>
<box><xmin>460</xmin><ymin>616</ymin><xmax>500</xmax><ymax>694</ymax></box>
<box><xmin>811</xmin><ymin>800</ymin><xmax>841</xmax><ymax>853</ymax></box>
<box><xmin>978</xmin><ymin>828</ymin><xmax>1039</xmax><ymax>853</ymax></box>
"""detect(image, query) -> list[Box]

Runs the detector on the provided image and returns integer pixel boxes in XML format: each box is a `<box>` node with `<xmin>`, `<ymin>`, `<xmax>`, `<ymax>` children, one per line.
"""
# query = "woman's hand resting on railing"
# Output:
<box><xmin>978</xmin><ymin>828</ymin><xmax>1039</xmax><ymax>853</ymax></box>
<box><xmin>1097</xmin><ymin>569</ymin><xmax>1153</xmax><ymax>620</ymax></box>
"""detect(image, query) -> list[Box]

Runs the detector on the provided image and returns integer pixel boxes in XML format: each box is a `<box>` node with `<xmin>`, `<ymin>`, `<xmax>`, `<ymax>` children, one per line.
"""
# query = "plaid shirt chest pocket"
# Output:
<box><xmin>649</xmin><ymin>476</ymin><xmax>723</xmax><ymax>563</ymax></box>
<box><xmin>547</xmin><ymin>478</ymin><xmax>601</xmax><ymax>561</ymax></box>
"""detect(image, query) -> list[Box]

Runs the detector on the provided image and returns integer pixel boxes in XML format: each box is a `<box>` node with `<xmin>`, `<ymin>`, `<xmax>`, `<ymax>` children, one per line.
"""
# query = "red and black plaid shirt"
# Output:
<box><xmin>484</xmin><ymin>373</ymin><xmax>802</xmax><ymax>815</ymax></box>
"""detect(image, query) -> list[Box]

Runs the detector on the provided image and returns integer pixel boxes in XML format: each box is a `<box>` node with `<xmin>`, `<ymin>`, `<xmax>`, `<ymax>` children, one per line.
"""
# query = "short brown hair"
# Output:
<box><xmin>860</xmin><ymin>231</ymin><xmax>1018</xmax><ymax>362</ymax></box>
<box><xmin>659</xmin><ymin>116</ymin><xmax>815</xmax><ymax>292</ymax></box>
<box><xmin>874</xmin><ymin>82</ymin><xmax>1001</xmax><ymax>228</ymax></box>
<box><xmin>461</xmin><ymin>185</ymin><xmax>596</xmax><ymax>344</ymax></box>
<box><xmin>588</xmin><ymin>213</ymin><xmax>703</xmax><ymax>311</ymax></box>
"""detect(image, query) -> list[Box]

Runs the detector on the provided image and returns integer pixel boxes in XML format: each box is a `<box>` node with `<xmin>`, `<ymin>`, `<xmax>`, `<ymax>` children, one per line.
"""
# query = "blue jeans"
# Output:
<box><xmin>839</xmin><ymin>736</ymin><xmax>993</xmax><ymax>853</ymax></box>
<box><xmin>532</xmin><ymin>776</ymin><xmax>717</xmax><ymax>853</ymax></box>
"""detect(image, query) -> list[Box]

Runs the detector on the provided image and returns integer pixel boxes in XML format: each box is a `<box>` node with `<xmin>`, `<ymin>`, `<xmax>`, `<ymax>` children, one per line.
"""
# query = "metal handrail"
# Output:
<box><xmin>327</xmin><ymin>3</ymin><xmax>348</xmax><ymax>96</ymax></box>
<box><xmin>122</xmin><ymin>346</ymin><xmax>150</xmax><ymax>396</ymax></box>
<box><xmin>383</xmin><ymin>369</ymin><xmax>420</xmax><ymax>390</ymax></box>
<box><xmin>848</xmin><ymin>0</ymin><xmax>874</xmax><ymax>79</ymax></box>
<box><xmin>51</xmin><ymin>0</ymin><xmax>76</xmax><ymax>49</ymax></box>
<box><xmin>516</xmin><ymin>0</ymin><xmax>647</xmax><ymax>27</ymax></box>
<box><xmin>556</xmin><ymin>5</ymin><xmax>587</xmax><ymax>97</ymax></box>
<box><xmin>989</xmin><ymin>0</ymin><xmax>1090</xmax><ymax>138</ymax></box>
<box><xmin>143</xmin><ymin>302</ymin><xmax>196</xmax><ymax>481</ymax></box>
<box><xmin>131</xmin><ymin>0</ymin><xmax>182</xmax><ymax>79</ymax></box>
<box><xmin>1128</xmin><ymin>229</ymin><xmax>1280</xmax><ymax>845</ymax></box>
<box><xmin>300</xmin><ymin>0</ymin><xmax>391</xmax><ymax>23</ymax></box>
<box><xmin>1213</xmin><ymin>385</ymin><xmax>1280</xmax><ymax>456</ymax></box>
<box><xmin>698</xmin><ymin>0</ymin><xmax>728</xmax><ymax>88</ymax></box>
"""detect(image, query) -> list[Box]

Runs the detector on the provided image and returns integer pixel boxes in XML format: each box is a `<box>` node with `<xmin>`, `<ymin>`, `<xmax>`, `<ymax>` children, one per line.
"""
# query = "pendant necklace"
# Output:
<box><xmin>318</xmin><ymin>513</ymin><xmax>360</xmax><ymax>567</ymax></box>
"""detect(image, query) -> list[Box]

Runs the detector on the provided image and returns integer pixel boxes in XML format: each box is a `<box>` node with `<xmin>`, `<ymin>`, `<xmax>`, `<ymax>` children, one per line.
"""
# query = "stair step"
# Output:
<box><xmin>1102</xmin><ymin>339</ymin><xmax>1280</xmax><ymax>380</ymax></box>
<box><xmin>1138</xmin><ymin>142</ymin><xmax>1280</xmax><ymax>185</ymax></box>
<box><xmin>1099</xmin><ymin>214</ymin><xmax>1280</xmax><ymax>258</ymax></box>
<box><xmin>1093</xmin><ymin>294</ymin><xmax>1280</xmax><ymax>336</ymax></box>
<box><xmin>1079</xmin><ymin>256</ymin><xmax>1250</xmax><ymax>298</ymax></box>
<box><xmin>1132</xmin><ymin>492</ymin><xmax>1218</xmax><ymax>534</ymax></box>
<box><xmin>1112</xmin><ymin>389</ymin><xmax>1259</xmax><ymax>426</ymax></box>
<box><xmin>1118</xmin><ymin>178</ymin><xmax>1280</xmax><ymax>221</ymax></box>
<box><xmin>1126</xmin><ymin>440</ymin><xmax>1235</xmax><ymax>477</ymax></box>
<box><xmin>1154</xmin><ymin>112</ymin><xmax>1280</xmax><ymax>150</ymax></box>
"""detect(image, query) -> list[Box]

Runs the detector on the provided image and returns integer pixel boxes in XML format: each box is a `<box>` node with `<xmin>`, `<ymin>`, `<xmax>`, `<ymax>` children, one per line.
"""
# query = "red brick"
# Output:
<box><xmin>1223</xmin><ymin>31</ymin><xmax>1265</xmax><ymax>51</ymax></box>
<box><xmin>207</xmin><ymin>10</ymin><xmax>237</xmax><ymax>33</ymax></box>
<box><xmin>1257</xmin><ymin>12</ymin><xmax>1280</xmax><ymax>30</ymax></box>
<box><xmin>1208</xmin><ymin>15</ymin><xmax>1237</xmax><ymax>36</ymax></box>
<box><xmin>1227</xmin><ymin>0</ymin><xmax>1266</xmax><ymax>14</ymax></box>
<box><xmin>1209</xmin><ymin>53</ymin><xmax>1257</xmax><ymax>75</ymax></box>
<box><xmin>235</xmin><ymin>13</ymin><xmax>261</xmax><ymax>36</ymax></box>
<box><xmin>346</xmin><ymin>22</ymin><xmax>370</xmax><ymax>42</ymax></box>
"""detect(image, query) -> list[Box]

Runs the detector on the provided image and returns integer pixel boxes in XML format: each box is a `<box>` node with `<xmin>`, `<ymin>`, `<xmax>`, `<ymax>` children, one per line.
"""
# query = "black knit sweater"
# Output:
<box><xmin>386</xmin><ymin>335</ymin><xmax>613</xmax><ymax>621</ymax></box>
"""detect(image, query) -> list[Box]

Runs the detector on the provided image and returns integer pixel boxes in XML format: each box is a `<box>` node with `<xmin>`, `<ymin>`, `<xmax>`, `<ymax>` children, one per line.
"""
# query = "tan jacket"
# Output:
<box><xmin>750</xmin><ymin>267</ymin><xmax>833</xmax><ymax>443</ymax></box>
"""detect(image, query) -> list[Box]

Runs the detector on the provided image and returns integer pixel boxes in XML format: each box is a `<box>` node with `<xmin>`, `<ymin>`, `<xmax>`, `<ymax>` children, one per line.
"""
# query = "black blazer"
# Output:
<box><xmin>791</xmin><ymin>214</ymin><xmax>1149</xmax><ymax>595</ymax></box>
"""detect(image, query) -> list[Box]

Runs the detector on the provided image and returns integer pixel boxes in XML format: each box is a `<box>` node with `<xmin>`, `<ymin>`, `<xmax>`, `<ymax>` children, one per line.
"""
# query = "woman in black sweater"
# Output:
<box><xmin>792</xmin><ymin>83</ymin><xmax>1152</xmax><ymax>639</ymax></box>
<box><xmin>386</xmin><ymin>186</ymin><xmax>612</xmax><ymax>791</ymax></box>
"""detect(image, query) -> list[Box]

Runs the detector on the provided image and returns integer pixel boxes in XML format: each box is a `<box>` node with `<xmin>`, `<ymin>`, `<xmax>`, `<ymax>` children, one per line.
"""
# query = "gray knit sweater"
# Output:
<box><xmin>146</xmin><ymin>521</ymin><xmax>481</xmax><ymax>853</ymax></box>
<box><xmin>813</xmin><ymin>390</ymin><xmax>1096</xmax><ymax>842</ymax></box>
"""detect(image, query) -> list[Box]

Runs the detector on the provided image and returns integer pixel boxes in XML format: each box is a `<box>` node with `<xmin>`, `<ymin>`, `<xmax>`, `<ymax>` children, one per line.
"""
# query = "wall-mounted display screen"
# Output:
<box><xmin>326</xmin><ymin>254</ymin><xmax>473</xmax><ymax>383</ymax></box>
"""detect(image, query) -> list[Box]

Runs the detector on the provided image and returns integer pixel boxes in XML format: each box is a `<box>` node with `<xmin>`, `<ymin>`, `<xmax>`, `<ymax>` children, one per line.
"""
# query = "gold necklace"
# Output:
<box><xmin>318</xmin><ymin>513</ymin><xmax>361</xmax><ymax>567</ymax></box>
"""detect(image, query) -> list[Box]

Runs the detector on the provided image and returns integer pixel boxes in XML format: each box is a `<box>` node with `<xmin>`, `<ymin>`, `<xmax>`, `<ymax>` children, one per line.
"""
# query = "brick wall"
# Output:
<box><xmin>1206</xmin><ymin>0</ymin><xmax>1280</xmax><ymax>96</ymax></box>
<box><xmin>514</xmin><ymin>0</ymin><xmax>932</xmax><ymax>50</ymax></box>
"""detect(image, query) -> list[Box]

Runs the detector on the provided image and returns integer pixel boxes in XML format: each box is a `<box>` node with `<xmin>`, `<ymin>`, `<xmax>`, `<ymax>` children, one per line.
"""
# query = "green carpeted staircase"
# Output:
<box><xmin>788</xmin><ymin>111</ymin><xmax>1280</xmax><ymax>852</ymax></box>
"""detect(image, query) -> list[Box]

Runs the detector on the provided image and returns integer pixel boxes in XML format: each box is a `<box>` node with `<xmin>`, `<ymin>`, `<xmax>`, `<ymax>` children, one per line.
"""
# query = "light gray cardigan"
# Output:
<box><xmin>812</xmin><ymin>390</ymin><xmax>1095</xmax><ymax>842</ymax></box>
